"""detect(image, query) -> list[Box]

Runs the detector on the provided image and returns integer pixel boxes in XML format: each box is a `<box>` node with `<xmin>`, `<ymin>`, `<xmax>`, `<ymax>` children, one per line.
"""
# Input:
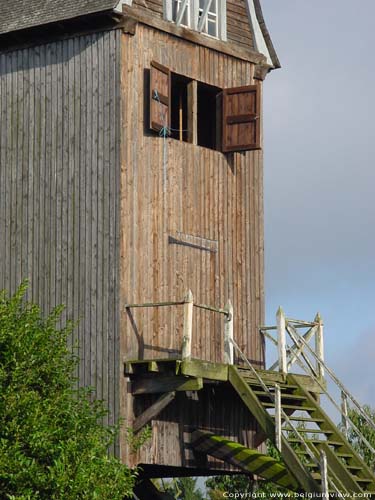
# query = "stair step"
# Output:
<box><xmin>336</xmin><ymin>452</ymin><xmax>355</xmax><ymax>459</ymax></box>
<box><xmin>295</xmin><ymin>449</ymin><xmax>317</xmax><ymax>456</ymax></box>
<box><xmin>263</xmin><ymin>403</ymin><xmax>316</xmax><ymax>411</ymax></box>
<box><xmin>282</xmin><ymin>427</ymin><xmax>333</xmax><ymax>435</ymax></box>
<box><xmin>288</xmin><ymin>438</ymin><xmax>344</xmax><ymax>447</ymax></box>
<box><xmin>303</xmin><ymin>462</ymin><xmax>319</xmax><ymax>469</ymax></box>
<box><xmin>294</xmin><ymin>448</ymin><xmax>353</xmax><ymax>459</ymax></box>
<box><xmin>253</xmin><ymin>391</ymin><xmax>307</xmax><ymax>402</ymax></box>
<box><xmin>248</xmin><ymin>384</ymin><xmax>298</xmax><ymax>392</ymax></box>
<box><xmin>286</xmin><ymin>416</ymin><xmax>325</xmax><ymax>423</ymax></box>
<box><xmin>352</xmin><ymin>477</ymin><xmax>374</xmax><ymax>484</ymax></box>
<box><xmin>346</xmin><ymin>464</ymin><xmax>365</xmax><ymax>472</ymax></box>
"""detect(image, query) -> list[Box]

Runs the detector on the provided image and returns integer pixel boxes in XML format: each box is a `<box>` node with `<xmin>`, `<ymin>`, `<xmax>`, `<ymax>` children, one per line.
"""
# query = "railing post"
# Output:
<box><xmin>275</xmin><ymin>384</ymin><xmax>282</xmax><ymax>451</ymax></box>
<box><xmin>277</xmin><ymin>307</ymin><xmax>287</xmax><ymax>375</ymax></box>
<box><xmin>224</xmin><ymin>300</ymin><xmax>234</xmax><ymax>365</ymax></box>
<box><xmin>320</xmin><ymin>449</ymin><xmax>329</xmax><ymax>497</ymax></box>
<box><xmin>315</xmin><ymin>313</ymin><xmax>325</xmax><ymax>380</ymax></box>
<box><xmin>341</xmin><ymin>391</ymin><xmax>349</xmax><ymax>439</ymax></box>
<box><xmin>182</xmin><ymin>289</ymin><xmax>193</xmax><ymax>360</ymax></box>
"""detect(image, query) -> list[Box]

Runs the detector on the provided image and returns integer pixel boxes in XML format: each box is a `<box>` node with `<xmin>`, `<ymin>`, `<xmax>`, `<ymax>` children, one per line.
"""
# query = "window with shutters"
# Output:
<box><xmin>165</xmin><ymin>0</ymin><xmax>227</xmax><ymax>41</ymax></box>
<box><xmin>149</xmin><ymin>62</ymin><xmax>261</xmax><ymax>153</ymax></box>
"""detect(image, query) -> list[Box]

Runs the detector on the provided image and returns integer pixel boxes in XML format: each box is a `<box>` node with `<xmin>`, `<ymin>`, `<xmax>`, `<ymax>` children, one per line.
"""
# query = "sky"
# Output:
<box><xmin>261</xmin><ymin>1</ymin><xmax>375</xmax><ymax>405</ymax></box>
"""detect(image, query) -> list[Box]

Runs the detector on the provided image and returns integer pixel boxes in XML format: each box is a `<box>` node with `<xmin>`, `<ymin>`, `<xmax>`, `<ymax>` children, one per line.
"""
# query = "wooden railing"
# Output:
<box><xmin>125</xmin><ymin>289</ymin><xmax>234</xmax><ymax>363</ymax></box>
<box><xmin>260</xmin><ymin>307</ymin><xmax>324</xmax><ymax>379</ymax></box>
<box><xmin>259</xmin><ymin>308</ymin><xmax>375</xmax><ymax>466</ymax></box>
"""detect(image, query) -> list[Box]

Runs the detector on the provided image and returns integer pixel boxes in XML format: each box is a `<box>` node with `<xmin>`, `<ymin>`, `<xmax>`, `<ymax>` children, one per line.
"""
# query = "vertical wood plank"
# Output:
<box><xmin>0</xmin><ymin>30</ymin><xmax>122</xmax><ymax>453</ymax></box>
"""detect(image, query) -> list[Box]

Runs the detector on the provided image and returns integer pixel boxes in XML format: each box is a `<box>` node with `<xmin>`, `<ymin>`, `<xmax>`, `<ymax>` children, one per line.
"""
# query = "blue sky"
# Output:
<box><xmin>261</xmin><ymin>1</ymin><xmax>375</xmax><ymax>405</ymax></box>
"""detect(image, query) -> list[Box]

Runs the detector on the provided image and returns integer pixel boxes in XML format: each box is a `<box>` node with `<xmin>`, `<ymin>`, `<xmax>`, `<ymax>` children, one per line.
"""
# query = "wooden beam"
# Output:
<box><xmin>187</xmin><ymin>80</ymin><xmax>198</xmax><ymax>145</ymax></box>
<box><xmin>224</xmin><ymin>300</ymin><xmax>234</xmax><ymax>365</ymax></box>
<box><xmin>341</xmin><ymin>391</ymin><xmax>349</xmax><ymax>439</ymax></box>
<box><xmin>181</xmin><ymin>359</ymin><xmax>228</xmax><ymax>381</ymax></box>
<box><xmin>134</xmin><ymin>478</ymin><xmax>174</xmax><ymax>500</ymax></box>
<box><xmin>182</xmin><ymin>290</ymin><xmax>193</xmax><ymax>360</ymax></box>
<box><xmin>131</xmin><ymin>375</ymin><xmax>203</xmax><ymax>395</ymax></box>
<box><xmin>277</xmin><ymin>307</ymin><xmax>287</xmax><ymax>375</ymax></box>
<box><xmin>320</xmin><ymin>450</ymin><xmax>328</xmax><ymax>496</ymax></box>
<box><xmin>315</xmin><ymin>313</ymin><xmax>325</xmax><ymax>380</ymax></box>
<box><xmin>275</xmin><ymin>384</ymin><xmax>282</xmax><ymax>451</ymax></box>
<box><xmin>133</xmin><ymin>392</ymin><xmax>176</xmax><ymax>433</ymax></box>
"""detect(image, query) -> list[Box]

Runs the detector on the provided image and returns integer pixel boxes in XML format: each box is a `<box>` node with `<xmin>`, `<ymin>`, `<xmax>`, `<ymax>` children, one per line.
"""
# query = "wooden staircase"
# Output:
<box><xmin>229</xmin><ymin>366</ymin><xmax>375</xmax><ymax>496</ymax></box>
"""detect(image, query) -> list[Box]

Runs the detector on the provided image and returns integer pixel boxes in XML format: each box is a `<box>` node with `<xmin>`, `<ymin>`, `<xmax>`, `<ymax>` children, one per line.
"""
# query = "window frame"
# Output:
<box><xmin>149</xmin><ymin>62</ymin><xmax>261</xmax><ymax>153</ymax></box>
<box><xmin>164</xmin><ymin>0</ymin><xmax>227</xmax><ymax>41</ymax></box>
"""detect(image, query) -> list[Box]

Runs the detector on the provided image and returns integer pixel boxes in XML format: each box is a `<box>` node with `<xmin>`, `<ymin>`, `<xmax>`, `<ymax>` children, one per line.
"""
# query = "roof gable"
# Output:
<box><xmin>0</xmin><ymin>0</ymin><xmax>120</xmax><ymax>36</ymax></box>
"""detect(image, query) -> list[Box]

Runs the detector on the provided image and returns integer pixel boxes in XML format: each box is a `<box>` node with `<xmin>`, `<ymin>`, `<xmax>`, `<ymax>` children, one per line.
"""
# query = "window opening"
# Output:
<box><xmin>171</xmin><ymin>73</ymin><xmax>191</xmax><ymax>142</ymax></box>
<box><xmin>197</xmin><ymin>81</ymin><xmax>221</xmax><ymax>150</ymax></box>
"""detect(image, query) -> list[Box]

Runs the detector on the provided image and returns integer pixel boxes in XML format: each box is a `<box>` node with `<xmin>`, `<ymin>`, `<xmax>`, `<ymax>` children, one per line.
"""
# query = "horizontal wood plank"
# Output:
<box><xmin>131</xmin><ymin>375</ymin><xmax>203</xmax><ymax>394</ymax></box>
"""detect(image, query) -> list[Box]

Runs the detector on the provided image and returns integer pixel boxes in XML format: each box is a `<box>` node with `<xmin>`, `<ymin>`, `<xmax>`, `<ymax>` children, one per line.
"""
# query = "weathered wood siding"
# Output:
<box><xmin>120</xmin><ymin>24</ymin><xmax>264</xmax><ymax>468</ymax></box>
<box><xmin>0</xmin><ymin>31</ymin><xmax>122</xmax><ymax>439</ymax></box>
<box><xmin>131</xmin><ymin>0</ymin><xmax>254</xmax><ymax>50</ymax></box>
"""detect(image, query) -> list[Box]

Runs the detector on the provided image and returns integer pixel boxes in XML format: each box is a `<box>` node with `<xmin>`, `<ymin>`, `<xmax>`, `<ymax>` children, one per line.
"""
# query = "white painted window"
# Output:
<box><xmin>198</xmin><ymin>0</ymin><xmax>218</xmax><ymax>38</ymax></box>
<box><xmin>172</xmin><ymin>0</ymin><xmax>191</xmax><ymax>28</ymax></box>
<box><xmin>166</xmin><ymin>0</ymin><xmax>227</xmax><ymax>41</ymax></box>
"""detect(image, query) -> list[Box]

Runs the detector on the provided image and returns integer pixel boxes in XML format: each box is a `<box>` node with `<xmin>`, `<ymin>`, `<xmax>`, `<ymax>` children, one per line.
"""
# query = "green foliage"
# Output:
<box><xmin>158</xmin><ymin>477</ymin><xmax>205</xmax><ymax>500</ymax></box>
<box><xmin>206</xmin><ymin>474</ymin><xmax>254</xmax><ymax>499</ymax></box>
<box><xmin>343</xmin><ymin>405</ymin><xmax>375</xmax><ymax>470</ymax></box>
<box><xmin>126</xmin><ymin>426</ymin><xmax>152</xmax><ymax>453</ymax></box>
<box><xmin>0</xmin><ymin>283</ymin><xmax>137</xmax><ymax>499</ymax></box>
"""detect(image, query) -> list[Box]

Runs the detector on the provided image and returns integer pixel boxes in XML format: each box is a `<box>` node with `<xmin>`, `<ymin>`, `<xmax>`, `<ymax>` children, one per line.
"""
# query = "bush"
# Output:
<box><xmin>0</xmin><ymin>283</ymin><xmax>137</xmax><ymax>499</ymax></box>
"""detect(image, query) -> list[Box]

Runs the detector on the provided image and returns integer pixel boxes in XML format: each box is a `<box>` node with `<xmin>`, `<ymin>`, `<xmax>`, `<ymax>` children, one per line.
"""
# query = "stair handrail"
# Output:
<box><xmin>261</xmin><ymin>311</ymin><xmax>375</xmax><ymax>437</ymax></box>
<box><xmin>285</xmin><ymin>324</ymin><xmax>375</xmax><ymax>457</ymax></box>
<box><xmin>229</xmin><ymin>337</ymin><xmax>343</xmax><ymax>496</ymax></box>
<box><xmin>264</xmin><ymin>318</ymin><xmax>375</xmax><ymax>461</ymax></box>
<box><xmin>287</xmin><ymin>322</ymin><xmax>375</xmax><ymax>432</ymax></box>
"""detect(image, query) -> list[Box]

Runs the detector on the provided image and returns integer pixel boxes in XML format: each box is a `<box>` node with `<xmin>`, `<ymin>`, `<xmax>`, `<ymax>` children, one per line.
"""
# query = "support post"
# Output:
<box><xmin>182</xmin><ymin>290</ymin><xmax>193</xmax><ymax>360</ymax></box>
<box><xmin>275</xmin><ymin>384</ymin><xmax>282</xmax><ymax>451</ymax></box>
<box><xmin>277</xmin><ymin>307</ymin><xmax>287</xmax><ymax>375</ymax></box>
<box><xmin>224</xmin><ymin>300</ymin><xmax>234</xmax><ymax>365</ymax></box>
<box><xmin>187</xmin><ymin>80</ymin><xmax>198</xmax><ymax>145</ymax></box>
<box><xmin>315</xmin><ymin>313</ymin><xmax>325</xmax><ymax>380</ymax></box>
<box><xmin>320</xmin><ymin>449</ymin><xmax>329</xmax><ymax>497</ymax></box>
<box><xmin>341</xmin><ymin>391</ymin><xmax>349</xmax><ymax>439</ymax></box>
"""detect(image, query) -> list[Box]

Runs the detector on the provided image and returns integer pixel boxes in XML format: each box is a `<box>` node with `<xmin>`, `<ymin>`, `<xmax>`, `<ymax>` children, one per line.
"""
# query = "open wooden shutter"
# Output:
<box><xmin>150</xmin><ymin>61</ymin><xmax>171</xmax><ymax>133</ymax></box>
<box><xmin>222</xmin><ymin>85</ymin><xmax>261</xmax><ymax>152</ymax></box>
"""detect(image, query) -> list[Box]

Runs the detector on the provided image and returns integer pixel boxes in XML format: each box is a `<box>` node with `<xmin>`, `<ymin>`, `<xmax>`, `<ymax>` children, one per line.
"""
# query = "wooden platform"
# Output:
<box><xmin>124</xmin><ymin>358</ymin><xmax>325</xmax><ymax>395</ymax></box>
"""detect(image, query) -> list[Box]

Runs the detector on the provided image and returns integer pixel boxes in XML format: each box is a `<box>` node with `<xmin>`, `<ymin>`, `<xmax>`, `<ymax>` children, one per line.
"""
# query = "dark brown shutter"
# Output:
<box><xmin>222</xmin><ymin>85</ymin><xmax>261</xmax><ymax>152</ymax></box>
<box><xmin>150</xmin><ymin>61</ymin><xmax>171</xmax><ymax>133</ymax></box>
